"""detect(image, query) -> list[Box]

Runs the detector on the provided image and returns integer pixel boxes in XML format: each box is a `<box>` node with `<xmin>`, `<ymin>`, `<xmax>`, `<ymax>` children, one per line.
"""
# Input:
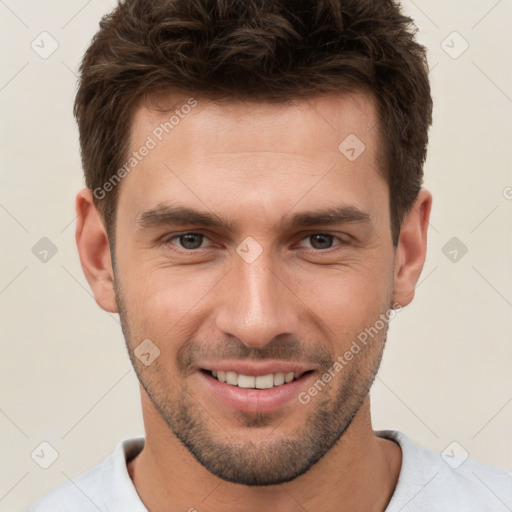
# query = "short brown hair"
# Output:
<box><xmin>74</xmin><ymin>0</ymin><xmax>432</xmax><ymax>245</ymax></box>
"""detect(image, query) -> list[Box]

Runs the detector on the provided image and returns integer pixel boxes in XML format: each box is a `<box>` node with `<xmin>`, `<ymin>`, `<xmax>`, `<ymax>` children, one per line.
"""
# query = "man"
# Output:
<box><xmin>28</xmin><ymin>0</ymin><xmax>511</xmax><ymax>510</ymax></box>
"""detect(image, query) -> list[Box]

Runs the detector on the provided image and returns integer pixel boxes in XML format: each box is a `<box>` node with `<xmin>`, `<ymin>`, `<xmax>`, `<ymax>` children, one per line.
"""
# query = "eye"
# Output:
<box><xmin>166</xmin><ymin>232</ymin><xmax>211</xmax><ymax>250</ymax></box>
<box><xmin>298</xmin><ymin>233</ymin><xmax>343</xmax><ymax>250</ymax></box>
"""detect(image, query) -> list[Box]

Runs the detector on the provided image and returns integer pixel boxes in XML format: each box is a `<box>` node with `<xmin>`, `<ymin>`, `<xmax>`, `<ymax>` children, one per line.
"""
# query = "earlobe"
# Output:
<box><xmin>75</xmin><ymin>188</ymin><xmax>118</xmax><ymax>313</ymax></box>
<box><xmin>392</xmin><ymin>189</ymin><xmax>432</xmax><ymax>308</ymax></box>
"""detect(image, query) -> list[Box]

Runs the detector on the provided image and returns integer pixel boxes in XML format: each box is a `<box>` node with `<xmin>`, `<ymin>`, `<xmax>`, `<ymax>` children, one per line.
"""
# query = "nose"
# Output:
<box><xmin>214</xmin><ymin>249</ymin><xmax>300</xmax><ymax>349</ymax></box>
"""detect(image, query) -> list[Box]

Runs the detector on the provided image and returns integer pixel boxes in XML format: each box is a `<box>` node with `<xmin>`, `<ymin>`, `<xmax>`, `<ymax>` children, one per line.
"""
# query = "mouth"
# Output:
<box><xmin>196</xmin><ymin>363</ymin><xmax>316</xmax><ymax>414</ymax></box>
<box><xmin>201</xmin><ymin>369</ymin><xmax>310</xmax><ymax>389</ymax></box>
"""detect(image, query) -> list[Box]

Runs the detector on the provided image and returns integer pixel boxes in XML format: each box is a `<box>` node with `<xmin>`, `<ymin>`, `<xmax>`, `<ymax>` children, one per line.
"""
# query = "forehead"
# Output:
<box><xmin>132</xmin><ymin>90</ymin><xmax>380</xmax><ymax>159</ymax></box>
<box><xmin>118</xmin><ymin>91</ymin><xmax>387</xmax><ymax>230</ymax></box>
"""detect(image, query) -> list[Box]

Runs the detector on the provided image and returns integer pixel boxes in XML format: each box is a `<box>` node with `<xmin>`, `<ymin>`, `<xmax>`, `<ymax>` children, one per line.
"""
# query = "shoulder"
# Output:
<box><xmin>26</xmin><ymin>438</ymin><xmax>145</xmax><ymax>512</ymax></box>
<box><xmin>378</xmin><ymin>430</ymin><xmax>512</xmax><ymax>512</ymax></box>
<box><xmin>26</xmin><ymin>462</ymin><xmax>105</xmax><ymax>512</ymax></box>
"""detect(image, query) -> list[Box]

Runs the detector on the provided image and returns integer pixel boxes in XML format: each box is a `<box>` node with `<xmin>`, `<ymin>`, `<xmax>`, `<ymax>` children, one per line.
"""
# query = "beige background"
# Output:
<box><xmin>1</xmin><ymin>1</ymin><xmax>511</xmax><ymax>510</ymax></box>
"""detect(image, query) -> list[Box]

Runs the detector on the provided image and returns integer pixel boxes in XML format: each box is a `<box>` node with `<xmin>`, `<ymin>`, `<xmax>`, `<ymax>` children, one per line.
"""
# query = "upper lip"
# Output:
<box><xmin>197</xmin><ymin>360</ymin><xmax>315</xmax><ymax>377</ymax></box>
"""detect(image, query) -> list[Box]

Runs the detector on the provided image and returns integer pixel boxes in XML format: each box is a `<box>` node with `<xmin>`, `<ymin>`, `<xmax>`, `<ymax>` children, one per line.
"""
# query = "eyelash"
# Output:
<box><xmin>162</xmin><ymin>232</ymin><xmax>349</xmax><ymax>253</ymax></box>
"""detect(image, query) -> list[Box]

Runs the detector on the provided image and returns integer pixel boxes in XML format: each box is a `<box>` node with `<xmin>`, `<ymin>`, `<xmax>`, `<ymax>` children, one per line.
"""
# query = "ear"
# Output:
<box><xmin>75</xmin><ymin>188</ymin><xmax>118</xmax><ymax>313</ymax></box>
<box><xmin>392</xmin><ymin>189</ymin><xmax>432</xmax><ymax>308</ymax></box>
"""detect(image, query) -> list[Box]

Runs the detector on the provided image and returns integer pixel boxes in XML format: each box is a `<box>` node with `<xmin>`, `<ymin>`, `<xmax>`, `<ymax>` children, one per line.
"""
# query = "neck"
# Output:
<box><xmin>129</xmin><ymin>390</ymin><xmax>401</xmax><ymax>512</ymax></box>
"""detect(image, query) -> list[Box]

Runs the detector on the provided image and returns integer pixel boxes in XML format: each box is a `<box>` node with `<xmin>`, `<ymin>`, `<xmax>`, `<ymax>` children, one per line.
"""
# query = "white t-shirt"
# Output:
<box><xmin>27</xmin><ymin>430</ymin><xmax>512</xmax><ymax>511</ymax></box>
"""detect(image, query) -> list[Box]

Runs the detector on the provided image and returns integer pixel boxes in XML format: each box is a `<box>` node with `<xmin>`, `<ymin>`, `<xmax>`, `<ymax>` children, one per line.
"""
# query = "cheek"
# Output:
<box><xmin>117</xmin><ymin>260</ymin><xmax>224</xmax><ymax>342</ymax></box>
<box><xmin>298</xmin><ymin>261</ymin><xmax>393</xmax><ymax>347</ymax></box>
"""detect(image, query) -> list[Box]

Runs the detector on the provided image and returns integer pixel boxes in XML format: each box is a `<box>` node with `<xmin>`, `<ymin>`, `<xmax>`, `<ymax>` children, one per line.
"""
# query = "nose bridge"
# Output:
<box><xmin>215</xmin><ymin>248</ymin><xmax>297</xmax><ymax>348</ymax></box>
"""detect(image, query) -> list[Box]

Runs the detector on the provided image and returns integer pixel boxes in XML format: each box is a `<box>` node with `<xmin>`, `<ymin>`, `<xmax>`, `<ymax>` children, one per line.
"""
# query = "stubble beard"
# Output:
<box><xmin>115</xmin><ymin>281</ymin><xmax>390</xmax><ymax>486</ymax></box>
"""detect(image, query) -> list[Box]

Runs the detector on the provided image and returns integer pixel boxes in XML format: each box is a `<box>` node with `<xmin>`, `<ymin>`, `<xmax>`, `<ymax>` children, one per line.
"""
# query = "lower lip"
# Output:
<box><xmin>197</xmin><ymin>371</ymin><xmax>315</xmax><ymax>414</ymax></box>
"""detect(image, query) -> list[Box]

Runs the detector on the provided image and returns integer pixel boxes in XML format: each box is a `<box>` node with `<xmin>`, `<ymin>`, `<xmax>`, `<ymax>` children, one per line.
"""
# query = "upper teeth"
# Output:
<box><xmin>212</xmin><ymin>370</ymin><xmax>300</xmax><ymax>389</ymax></box>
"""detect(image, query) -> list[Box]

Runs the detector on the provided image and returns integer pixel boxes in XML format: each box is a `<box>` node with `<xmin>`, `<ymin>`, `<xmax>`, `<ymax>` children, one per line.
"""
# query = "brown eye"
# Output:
<box><xmin>308</xmin><ymin>234</ymin><xmax>335</xmax><ymax>250</ymax></box>
<box><xmin>176</xmin><ymin>233</ymin><xmax>205</xmax><ymax>249</ymax></box>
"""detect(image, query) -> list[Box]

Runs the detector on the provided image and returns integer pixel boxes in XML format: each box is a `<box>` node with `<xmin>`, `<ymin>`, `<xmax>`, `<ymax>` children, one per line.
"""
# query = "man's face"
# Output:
<box><xmin>113</xmin><ymin>92</ymin><xmax>396</xmax><ymax>485</ymax></box>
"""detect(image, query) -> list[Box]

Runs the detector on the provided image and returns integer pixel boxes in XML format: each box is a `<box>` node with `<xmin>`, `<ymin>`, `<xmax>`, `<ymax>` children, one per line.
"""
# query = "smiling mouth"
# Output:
<box><xmin>201</xmin><ymin>369</ymin><xmax>313</xmax><ymax>389</ymax></box>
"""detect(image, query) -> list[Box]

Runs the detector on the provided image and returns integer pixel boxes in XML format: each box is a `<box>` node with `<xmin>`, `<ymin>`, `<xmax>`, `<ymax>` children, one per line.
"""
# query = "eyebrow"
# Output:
<box><xmin>136</xmin><ymin>203</ymin><xmax>371</xmax><ymax>231</ymax></box>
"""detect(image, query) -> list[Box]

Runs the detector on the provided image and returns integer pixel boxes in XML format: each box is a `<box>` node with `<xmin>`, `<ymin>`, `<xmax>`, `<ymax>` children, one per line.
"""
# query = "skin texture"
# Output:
<box><xmin>76</xmin><ymin>91</ymin><xmax>431</xmax><ymax>512</ymax></box>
